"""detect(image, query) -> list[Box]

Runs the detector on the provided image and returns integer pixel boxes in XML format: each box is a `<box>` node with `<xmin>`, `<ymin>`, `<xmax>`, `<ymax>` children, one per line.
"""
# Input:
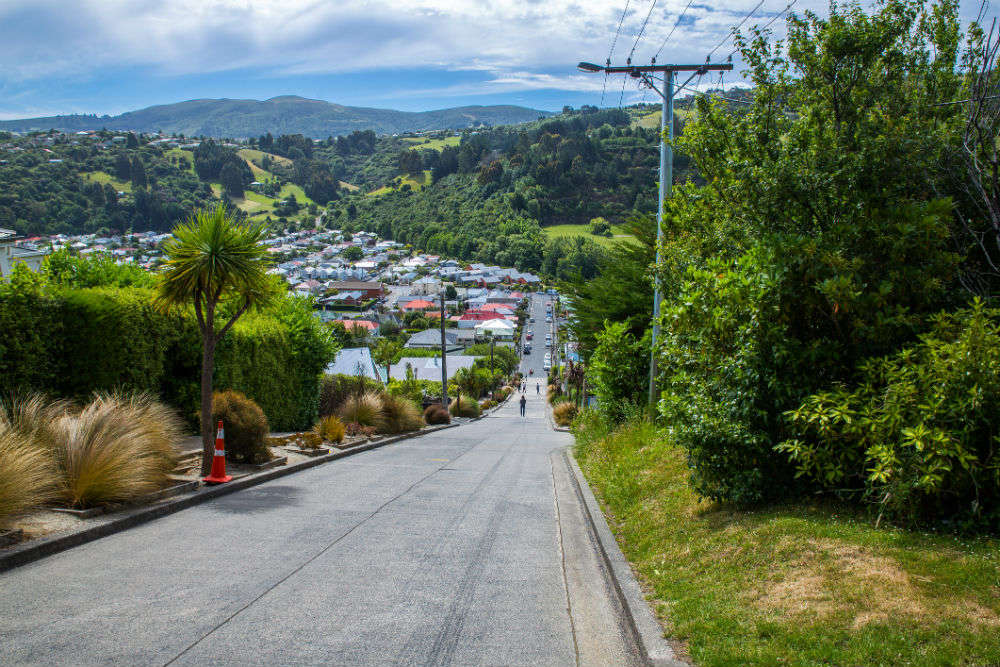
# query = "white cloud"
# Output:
<box><xmin>0</xmin><ymin>0</ymin><xmax>986</xmax><ymax>100</ymax></box>
<box><xmin>0</xmin><ymin>0</ymin><xmax>827</xmax><ymax>82</ymax></box>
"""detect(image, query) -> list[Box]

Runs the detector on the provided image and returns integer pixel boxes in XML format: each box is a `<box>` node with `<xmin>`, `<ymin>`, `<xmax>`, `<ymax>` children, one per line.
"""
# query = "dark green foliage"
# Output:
<box><xmin>586</xmin><ymin>321</ymin><xmax>649</xmax><ymax>422</ymax></box>
<box><xmin>211</xmin><ymin>390</ymin><xmax>270</xmax><ymax>464</ymax></box>
<box><xmin>780</xmin><ymin>302</ymin><xmax>1000</xmax><ymax>528</ymax></box>
<box><xmin>648</xmin><ymin>0</ymin><xmax>973</xmax><ymax>514</ymax></box>
<box><xmin>0</xmin><ymin>140</ymin><xmax>215</xmax><ymax>236</ymax></box>
<box><xmin>0</xmin><ymin>260</ymin><xmax>334</xmax><ymax>432</ymax></box>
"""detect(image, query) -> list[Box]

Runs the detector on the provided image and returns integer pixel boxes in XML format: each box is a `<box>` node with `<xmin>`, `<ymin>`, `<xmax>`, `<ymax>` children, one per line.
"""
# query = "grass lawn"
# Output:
<box><xmin>368</xmin><ymin>170</ymin><xmax>431</xmax><ymax>196</ymax></box>
<box><xmin>401</xmin><ymin>135</ymin><xmax>460</xmax><ymax>151</ymax></box>
<box><xmin>164</xmin><ymin>148</ymin><xmax>196</xmax><ymax>175</ymax></box>
<box><xmin>82</xmin><ymin>171</ymin><xmax>132</xmax><ymax>192</ymax></box>
<box><xmin>542</xmin><ymin>223</ymin><xmax>633</xmax><ymax>248</ymax></box>
<box><xmin>573</xmin><ymin>415</ymin><xmax>1000</xmax><ymax>667</ymax></box>
<box><xmin>238</xmin><ymin>148</ymin><xmax>292</xmax><ymax>166</ymax></box>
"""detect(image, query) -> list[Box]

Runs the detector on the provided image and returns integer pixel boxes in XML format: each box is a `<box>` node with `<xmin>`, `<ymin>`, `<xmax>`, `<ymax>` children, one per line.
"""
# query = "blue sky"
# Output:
<box><xmin>0</xmin><ymin>0</ymin><xmax>984</xmax><ymax>119</ymax></box>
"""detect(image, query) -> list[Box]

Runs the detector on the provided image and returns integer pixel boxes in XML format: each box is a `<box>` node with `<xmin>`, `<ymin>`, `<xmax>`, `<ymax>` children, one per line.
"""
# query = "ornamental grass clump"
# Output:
<box><xmin>211</xmin><ymin>390</ymin><xmax>271</xmax><ymax>464</ymax></box>
<box><xmin>553</xmin><ymin>401</ymin><xmax>578</xmax><ymax>427</ymax></box>
<box><xmin>52</xmin><ymin>392</ymin><xmax>182</xmax><ymax>508</ymax></box>
<box><xmin>313</xmin><ymin>415</ymin><xmax>346</xmax><ymax>443</ymax></box>
<box><xmin>379</xmin><ymin>394</ymin><xmax>424</xmax><ymax>433</ymax></box>
<box><xmin>338</xmin><ymin>391</ymin><xmax>386</xmax><ymax>431</ymax></box>
<box><xmin>449</xmin><ymin>398</ymin><xmax>481</xmax><ymax>418</ymax></box>
<box><xmin>0</xmin><ymin>425</ymin><xmax>57</xmax><ymax>527</ymax></box>
<box><xmin>423</xmin><ymin>404</ymin><xmax>451</xmax><ymax>425</ymax></box>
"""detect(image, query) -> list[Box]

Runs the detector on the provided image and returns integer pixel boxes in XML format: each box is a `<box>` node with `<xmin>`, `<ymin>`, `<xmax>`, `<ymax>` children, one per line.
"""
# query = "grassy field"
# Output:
<box><xmin>238</xmin><ymin>148</ymin><xmax>292</xmax><ymax>167</ymax></box>
<box><xmin>542</xmin><ymin>223</ymin><xmax>633</xmax><ymax>248</ymax></box>
<box><xmin>82</xmin><ymin>171</ymin><xmax>131</xmax><ymax>192</ymax></box>
<box><xmin>401</xmin><ymin>135</ymin><xmax>461</xmax><ymax>151</ymax></box>
<box><xmin>573</xmin><ymin>414</ymin><xmax>1000</xmax><ymax>667</ymax></box>
<box><xmin>368</xmin><ymin>170</ymin><xmax>432</xmax><ymax>196</ymax></box>
<box><xmin>164</xmin><ymin>148</ymin><xmax>196</xmax><ymax>175</ymax></box>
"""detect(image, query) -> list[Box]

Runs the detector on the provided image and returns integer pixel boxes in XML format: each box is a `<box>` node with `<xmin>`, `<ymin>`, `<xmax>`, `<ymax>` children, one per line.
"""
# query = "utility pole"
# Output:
<box><xmin>577</xmin><ymin>59</ymin><xmax>733</xmax><ymax>405</ymax></box>
<box><xmin>439</xmin><ymin>291</ymin><xmax>448</xmax><ymax>406</ymax></box>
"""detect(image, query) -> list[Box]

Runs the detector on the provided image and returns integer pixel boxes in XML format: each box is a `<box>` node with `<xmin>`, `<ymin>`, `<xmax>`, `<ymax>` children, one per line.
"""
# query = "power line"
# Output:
<box><xmin>654</xmin><ymin>0</ymin><xmax>695</xmax><ymax>59</ymax></box>
<box><xmin>726</xmin><ymin>0</ymin><xmax>797</xmax><ymax>59</ymax></box>
<box><xmin>708</xmin><ymin>0</ymin><xmax>765</xmax><ymax>58</ymax></box>
<box><xmin>628</xmin><ymin>0</ymin><xmax>659</xmax><ymax>61</ymax></box>
<box><xmin>605</xmin><ymin>0</ymin><xmax>633</xmax><ymax>107</ymax></box>
<box><xmin>608</xmin><ymin>0</ymin><xmax>632</xmax><ymax>60</ymax></box>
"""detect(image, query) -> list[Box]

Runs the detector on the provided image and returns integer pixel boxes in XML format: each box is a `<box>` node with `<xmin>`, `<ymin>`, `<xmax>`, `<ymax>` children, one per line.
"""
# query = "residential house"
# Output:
<box><xmin>0</xmin><ymin>229</ymin><xmax>48</xmax><ymax>277</ymax></box>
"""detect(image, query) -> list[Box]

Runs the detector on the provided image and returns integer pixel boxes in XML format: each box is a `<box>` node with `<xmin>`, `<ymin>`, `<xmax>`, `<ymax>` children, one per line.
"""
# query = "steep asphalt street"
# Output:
<box><xmin>0</xmin><ymin>295</ymin><xmax>642</xmax><ymax>666</ymax></box>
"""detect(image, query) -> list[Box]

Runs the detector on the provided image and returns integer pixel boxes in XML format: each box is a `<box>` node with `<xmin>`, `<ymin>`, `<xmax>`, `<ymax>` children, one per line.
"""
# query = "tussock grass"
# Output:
<box><xmin>449</xmin><ymin>398</ymin><xmax>480</xmax><ymax>418</ymax></box>
<box><xmin>0</xmin><ymin>430</ymin><xmax>57</xmax><ymax>527</ymax></box>
<box><xmin>53</xmin><ymin>392</ymin><xmax>182</xmax><ymax>507</ymax></box>
<box><xmin>379</xmin><ymin>394</ymin><xmax>424</xmax><ymax>433</ymax></box>
<box><xmin>339</xmin><ymin>391</ymin><xmax>386</xmax><ymax>430</ymax></box>
<box><xmin>313</xmin><ymin>415</ymin><xmax>346</xmax><ymax>443</ymax></box>
<box><xmin>423</xmin><ymin>404</ymin><xmax>451</xmax><ymax>425</ymax></box>
<box><xmin>552</xmin><ymin>401</ymin><xmax>577</xmax><ymax>426</ymax></box>
<box><xmin>573</xmin><ymin>411</ymin><xmax>1000</xmax><ymax>667</ymax></box>
<box><xmin>211</xmin><ymin>390</ymin><xmax>270</xmax><ymax>464</ymax></box>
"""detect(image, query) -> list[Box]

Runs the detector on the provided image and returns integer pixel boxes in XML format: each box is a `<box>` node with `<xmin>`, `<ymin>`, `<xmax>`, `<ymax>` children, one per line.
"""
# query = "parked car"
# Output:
<box><xmin>543</xmin><ymin>361</ymin><xmax>551</xmax><ymax>371</ymax></box>
<box><xmin>529</xmin><ymin>317</ymin><xmax>535</xmax><ymax>322</ymax></box>
<box><xmin>524</xmin><ymin>345</ymin><xmax>532</xmax><ymax>354</ymax></box>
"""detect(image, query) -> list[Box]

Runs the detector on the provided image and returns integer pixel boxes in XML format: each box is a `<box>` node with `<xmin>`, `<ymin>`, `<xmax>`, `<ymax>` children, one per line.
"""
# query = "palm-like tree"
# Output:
<box><xmin>157</xmin><ymin>205</ymin><xmax>274</xmax><ymax>474</ymax></box>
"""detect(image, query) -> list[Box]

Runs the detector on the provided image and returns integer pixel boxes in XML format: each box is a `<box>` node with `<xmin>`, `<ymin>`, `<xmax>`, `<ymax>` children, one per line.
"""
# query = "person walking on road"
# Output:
<box><xmin>519</xmin><ymin>394</ymin><xmax>527</xmax><ymax>417</ymax></box>
<box><xmin>536</xmin><ymin>382</ymin><xmax>540</xmax><ymax>395</ymax></box>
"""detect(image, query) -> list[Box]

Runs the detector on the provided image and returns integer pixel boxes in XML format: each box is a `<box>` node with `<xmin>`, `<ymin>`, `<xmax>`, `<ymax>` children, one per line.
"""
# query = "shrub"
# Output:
<box><xmin>211</xmin><ymin>390</ymin><xmax>271</xmax><ymax>464</ymax></box>
<box><xmin>587</xmin><ymin>321</ymin><xmax>648</xmax><ymax>422</ymax></box>
<box><xmin>778</xmin><ymin>302</ymin><xmax>1000</xmax><ymax>528</ymax></box>
<box><xmin>480</xmin><ymin>399</ymin><xmax>495</xmax><ymax>410</ymax></box>
<box><xmin>298</xmin><ymin>432</ymin><xmax>324</xmax><ymax>449</ymax></box>
<box><xmin>0</xmin><ymin>275</ymin><xmax>334</xmax><ymax>434</ymax></box>
<box><xmin>338</xmin><ymin>390</ymin><xmax>386</xmax><ymax>430</ymax></box>
<box><xmin>450</xmin><ymin>398</ymin><xmax>481</xmax><ymax>418</ymax></box>
<box><xmin>379</xmin><ymin>394</ymin><xmax>424</xmax><ymax>434</ymax></box>
<box><xmin>319</xmin><ymin>374</ymin><xmax>383</xmax><ymax>417</ymax></box>
<box><xmin>52</xmin><ymin>392</ymin><xmax>182</xmax><ymax>507</ymax></box>
<box><xmin>423</xmin><ymin>404</ymin><xmax>451</xmax><ymax>425</ymax></box>
<box><xmin>313</xmin><ymin>415</ymin><xmax>345</xmax><ymax>443</ymax></box>
<box><xmin>0</xmin><ymin>404</ymin><xmax>58</xmax><ymax>525</ymax></box>
<box><xmin>553</xmin><ymin>401</ymin><xmax>578</xmax><ymax>427</ymax></box>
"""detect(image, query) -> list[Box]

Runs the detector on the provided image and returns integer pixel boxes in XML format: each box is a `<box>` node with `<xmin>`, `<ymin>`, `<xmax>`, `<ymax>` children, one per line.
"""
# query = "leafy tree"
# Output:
<box><xmin>372</xmin><ymin>339</ymin><xmax>402</xmax><ymax>382</ymax></box>
<box><xmin>156</xmin><ymin>205</ymin><xmax>275</xmax><ymax>474</ymax></box>
<box><xmin>130</xmin><ymin>156</ymin><xmax>147</xmax><ymax>189</ymax></box>
<box><xmin>219</xmin><ymin>162</ymin><xmax>245</xmax><ymax>198</ymax></box>
<box><xmin>342</xmin><ymin>245</ymin><xmax>364</xmax><ymax>262</ymax></box>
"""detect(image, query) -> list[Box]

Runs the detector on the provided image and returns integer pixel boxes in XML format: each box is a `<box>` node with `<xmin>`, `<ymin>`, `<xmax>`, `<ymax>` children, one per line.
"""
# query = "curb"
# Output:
<box><xmin>563</xmin><ymin>449</ymin><xmax>687</xmax><ymax>667</ymax></box>
<box><xmin>0</xmin><ymin>422</ymin><xmax>459</xmax><ymax>574</ymax></box>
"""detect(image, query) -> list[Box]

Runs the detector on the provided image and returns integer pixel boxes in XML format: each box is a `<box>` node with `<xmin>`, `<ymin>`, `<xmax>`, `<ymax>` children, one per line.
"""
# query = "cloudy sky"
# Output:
<box><xmin>0</xmin><ymin>0</ymin><xmax>982</xmax><ymax>119</ymax></box>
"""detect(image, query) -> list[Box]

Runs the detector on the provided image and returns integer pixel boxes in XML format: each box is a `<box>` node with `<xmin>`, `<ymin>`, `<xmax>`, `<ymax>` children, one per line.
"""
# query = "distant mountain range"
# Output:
<box><xmin>0</xmin><ymin>96</ymin><xmax>552</xmax><ymax>138</ymax></box>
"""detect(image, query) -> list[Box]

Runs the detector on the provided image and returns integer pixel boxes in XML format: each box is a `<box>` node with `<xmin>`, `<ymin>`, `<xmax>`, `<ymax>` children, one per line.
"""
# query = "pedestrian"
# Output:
<box><xmin>519</xmin><ymin>394</ymin><xmax>527</xmax><ymax>417</ymax></box>
<box><xmin>536</xmin><ymin>382</ymin><xmax>540</xmax><ymax>395</ymax></box>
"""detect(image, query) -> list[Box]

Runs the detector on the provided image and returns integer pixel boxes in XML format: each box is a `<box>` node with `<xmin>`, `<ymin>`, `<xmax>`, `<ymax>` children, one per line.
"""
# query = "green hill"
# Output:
<box><xmin>0</xmin><ymin>96</ymin><xmax>552</xmax><ymax>139</ymax></box>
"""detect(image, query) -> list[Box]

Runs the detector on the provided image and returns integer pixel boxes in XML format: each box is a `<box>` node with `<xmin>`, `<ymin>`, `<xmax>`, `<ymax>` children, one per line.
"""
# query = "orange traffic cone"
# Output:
<box><xmin>203</xmin><ymin>420</ymin><xmax>232</xmax><ymax>484</ymax></box>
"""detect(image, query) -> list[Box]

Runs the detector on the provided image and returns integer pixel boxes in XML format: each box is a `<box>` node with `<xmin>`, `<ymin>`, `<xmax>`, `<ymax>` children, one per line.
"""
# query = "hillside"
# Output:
<box><xmin>0</xmin><ymin>96</ymin><xmax>552</xmax><ymax>139</ymax></box>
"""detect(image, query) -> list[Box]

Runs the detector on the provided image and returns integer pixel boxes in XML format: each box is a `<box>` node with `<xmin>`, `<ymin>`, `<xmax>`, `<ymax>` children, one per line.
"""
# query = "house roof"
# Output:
<box><xmin>389</xmin><ymin>355</ymin><xmax>477</xmax><ymax>382</ymax></box>
<box><xmin>401</xmin><ymin>299</ymin><xmax>435</xmax><ymax>310</ymax></box>
<box><xmin>325</xmin><ymin>347</ymin><xmax>384</xmax><ymax>382</ymax></box>
<box><xmin>406</xmin><ymin>328</ymin><xmax>460</xmax><ymax>348</ymax></box>
<box><xmin>328</xmin><ymin>319</ymin><xmax>378</xmax><ymax>331</ymax></box>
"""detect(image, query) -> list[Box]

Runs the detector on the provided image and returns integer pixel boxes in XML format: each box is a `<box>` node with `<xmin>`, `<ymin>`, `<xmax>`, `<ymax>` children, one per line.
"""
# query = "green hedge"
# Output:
<box><xmin>0</xmin><ymin>268</ymin><xmax>334</xmax><ymax>432</ymax></box>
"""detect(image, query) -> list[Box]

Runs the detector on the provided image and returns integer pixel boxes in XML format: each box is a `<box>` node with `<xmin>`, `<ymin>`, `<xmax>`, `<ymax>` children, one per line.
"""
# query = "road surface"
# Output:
<box><xmin>0</xmin><ymin>295</ymin><xmax>641</xmax><ymax>666</ymax></box>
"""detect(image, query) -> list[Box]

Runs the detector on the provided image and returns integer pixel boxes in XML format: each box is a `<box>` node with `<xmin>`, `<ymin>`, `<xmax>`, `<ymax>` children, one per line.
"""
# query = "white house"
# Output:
<box><xmin>0</xmin><ymin>229</ymin><xmax>47</xmax><ymax>278</ymax></box>
<box><xmin>475</xmin><ymin>318</ymin><xmax>516</xmax><ymax>340</ymax></box>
